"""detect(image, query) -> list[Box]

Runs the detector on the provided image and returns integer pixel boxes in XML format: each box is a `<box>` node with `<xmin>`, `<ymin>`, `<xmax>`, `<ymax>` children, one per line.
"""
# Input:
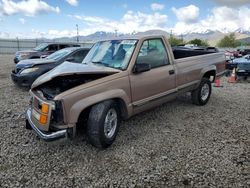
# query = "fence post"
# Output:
<box><xmin>16</xmin><ymin>37</ymin><xmax>20</xmax><ymax>51</ymax></box>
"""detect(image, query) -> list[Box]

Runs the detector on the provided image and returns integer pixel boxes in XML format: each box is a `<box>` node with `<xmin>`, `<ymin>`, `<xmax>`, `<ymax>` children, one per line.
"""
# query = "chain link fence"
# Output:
<box><xmin>0</xmin><ymin>38</ymin><xmax>94</xmax><ymax>54</ymax></box>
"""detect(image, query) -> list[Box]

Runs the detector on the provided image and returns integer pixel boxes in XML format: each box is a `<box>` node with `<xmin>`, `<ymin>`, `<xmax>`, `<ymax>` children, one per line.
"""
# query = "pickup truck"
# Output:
<box><xmin>25</xmin><ymin>35</ymin><xmax>225</xmax><ymax>148</ymax></box>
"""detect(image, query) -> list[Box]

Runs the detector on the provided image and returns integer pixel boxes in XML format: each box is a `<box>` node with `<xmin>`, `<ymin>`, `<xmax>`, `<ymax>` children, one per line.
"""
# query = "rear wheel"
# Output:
<box><xmin>191</xmin><ymin>78</ymin><xmax>212</xmax><ymax>106</ymax></box>
<box><xmin>87</xmin><ymin>100</ymin><xmax>120</xmax><ymax>148</ymax></box>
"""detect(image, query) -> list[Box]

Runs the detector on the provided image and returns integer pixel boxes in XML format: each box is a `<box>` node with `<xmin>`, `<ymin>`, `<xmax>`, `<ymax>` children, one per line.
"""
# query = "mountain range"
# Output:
<box><xmin>56</xmin><ymin>29</ymin><xmax>250</xmax><ymax>46</ymax></box>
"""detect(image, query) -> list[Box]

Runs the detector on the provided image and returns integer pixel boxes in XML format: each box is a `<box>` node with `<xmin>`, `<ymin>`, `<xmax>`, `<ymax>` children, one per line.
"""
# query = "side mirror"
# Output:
<box><xmin>40</xmin><ymin>55</ymin><xmax>47</xmax><ymax>59</ymax></box>
<box><xmin>66</xmin><ymin>57</ymin><xmax>75</xmax><ymax>62</ymax></box>
<box><xmin>134</xmin><ymin>63</ymin><xmax>151</xmax><ymax>73</ymax></box>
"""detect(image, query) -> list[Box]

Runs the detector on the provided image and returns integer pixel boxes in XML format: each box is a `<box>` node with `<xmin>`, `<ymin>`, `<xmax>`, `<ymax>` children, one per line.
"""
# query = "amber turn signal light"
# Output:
<box><xmin>41</xmin><ymin>103</ymin><xmax>49</xmax><ymax>114</ymax></box>
<box><xmin>40</xmin><ymin>114</ymin><xmax>48</xmax><ymax>124</ymax></box>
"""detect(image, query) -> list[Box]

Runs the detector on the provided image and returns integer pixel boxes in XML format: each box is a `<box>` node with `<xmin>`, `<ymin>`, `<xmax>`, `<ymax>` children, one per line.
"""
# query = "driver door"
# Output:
<box><xmin>129</xmin><ymin>38</ymin><xmax>177</xmax><ymax>110</ymax></box>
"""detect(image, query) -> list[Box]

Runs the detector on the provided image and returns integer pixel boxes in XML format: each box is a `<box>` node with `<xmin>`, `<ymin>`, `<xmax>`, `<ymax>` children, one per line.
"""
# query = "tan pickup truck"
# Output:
<box><xmin>26</xmin><ymin>35</ymin><xmax>225</xmax><ymax>148</ymax></box>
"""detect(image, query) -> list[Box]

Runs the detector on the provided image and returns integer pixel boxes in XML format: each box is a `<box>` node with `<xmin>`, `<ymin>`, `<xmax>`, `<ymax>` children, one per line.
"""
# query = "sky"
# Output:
<box><xmin>0</xmin><ymin>0</ymin><xmax>250</xmax><ymax>39</ymax></box>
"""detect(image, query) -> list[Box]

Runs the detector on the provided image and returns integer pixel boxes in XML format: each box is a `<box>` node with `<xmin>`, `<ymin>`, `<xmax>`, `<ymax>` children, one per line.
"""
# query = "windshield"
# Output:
<box><xmin>46</xmin><ymin>49</ymin><xmax>72</xmax><ymax>61</ymax></box>
<box><xmin>34</xmin><ymin>43</ymin><xmax>48</xmax><ymax>51</ymax></box>
<box><xmin>82</xmin><ymin>39</ymin><xmax>138</xmax><ymax>70</ymax></box>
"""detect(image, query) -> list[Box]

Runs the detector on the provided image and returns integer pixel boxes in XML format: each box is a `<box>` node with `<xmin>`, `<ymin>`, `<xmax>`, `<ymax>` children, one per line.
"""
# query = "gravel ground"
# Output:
<box><xmin>0</xmin><ymin>54</ymin><xmax>250</xmax><ymax>188</ymax></box>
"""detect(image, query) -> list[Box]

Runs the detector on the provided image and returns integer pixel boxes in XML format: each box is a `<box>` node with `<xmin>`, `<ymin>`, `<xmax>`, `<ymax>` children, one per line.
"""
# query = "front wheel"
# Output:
<box><xmin>191</xmin><ymin>78</ymin><xmax>212</xmax><ymax>106</ymax></box>
<box><xmin>87</xmin><ymin>100</ymin><xmax>120</xmax><ymax>148</ymax></box>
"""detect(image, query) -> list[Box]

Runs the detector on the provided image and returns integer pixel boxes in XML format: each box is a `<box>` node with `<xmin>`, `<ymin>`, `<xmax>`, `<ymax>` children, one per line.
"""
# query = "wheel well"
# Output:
<box><xmin>76</xmin><ymin>98</ymin><xmax>128</xmax><ymax>126</ymax></box>
<box><xmin>113</xmin><ymin>98</ymin><xmax>128</xmax><ymax>119</ymax></box>
<box><xmin>76</xmin><ymin>106</ymin><xmax>91</xmax><ymax>128</ymax></box>
<box><xmin>203</xmin><ymin>70</ymin><xmax>216</xmax><ymax>82</ymax></box>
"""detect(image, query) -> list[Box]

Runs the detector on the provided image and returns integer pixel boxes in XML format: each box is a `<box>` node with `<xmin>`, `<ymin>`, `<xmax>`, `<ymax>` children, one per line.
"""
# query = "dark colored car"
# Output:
<box><xmin>14</xmin><ymin>43</ymin><xmax>80</xmax><ymax>63</ymax></box>
<box><xmin>239</xmin><ymin>49</ymin><xmax>250</xmax><ymax>56</ymax></box>
<box><xmin>226</xmin><ymin>54</ymin><xmax>250</xmax><ymax>70</ymax></box>
<box><xmin>11</xmin><ymin>47</ymin><xmax>90</xmax><ymax>87</ymax></box>
<box><xmin>236</xmin><ymin>57</ymin><xmax>250</xmax><ymax>78</ymax></box>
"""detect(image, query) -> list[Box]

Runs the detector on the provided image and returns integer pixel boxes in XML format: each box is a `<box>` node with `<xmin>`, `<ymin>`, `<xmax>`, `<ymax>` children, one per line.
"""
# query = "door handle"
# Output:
<box><xmin>169</xmin><ymin>70</ymin><xmax>175</xmax><ymax>75</ymax></box>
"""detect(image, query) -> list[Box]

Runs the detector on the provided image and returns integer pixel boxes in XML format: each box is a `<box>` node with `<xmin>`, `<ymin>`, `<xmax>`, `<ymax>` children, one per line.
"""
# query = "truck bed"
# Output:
<box><xmin>172</xmin><ymin>47</ymin><xmax>217</xmax><ymax>59</ymax></box>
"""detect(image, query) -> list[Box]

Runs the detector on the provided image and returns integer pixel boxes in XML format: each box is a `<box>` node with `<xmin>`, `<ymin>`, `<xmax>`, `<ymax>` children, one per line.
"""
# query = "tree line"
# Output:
<box><xmin>169</xmin><ymin>33</ymin><xmax>244</xmax><ymax>48</ymax></box>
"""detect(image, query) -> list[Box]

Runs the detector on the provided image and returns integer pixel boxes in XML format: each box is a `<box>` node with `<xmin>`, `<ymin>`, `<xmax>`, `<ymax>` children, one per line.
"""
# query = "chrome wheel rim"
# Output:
<box><xmin>104</xmin><ymin>108</ymin><xmax>118</xmax><ymax>139</ymax></box>
<box><xmin>201</xmin><ymin>83</ymin><xmax>210</xmax><ymax>101</ymax></box>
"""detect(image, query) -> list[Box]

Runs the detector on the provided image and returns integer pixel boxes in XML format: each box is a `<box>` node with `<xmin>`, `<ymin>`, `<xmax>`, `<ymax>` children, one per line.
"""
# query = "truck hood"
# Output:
<box><xmin>32</xmin><ymin>61</ymin><xmax>121</xmax><ymax>89</ymax></box>
<box><xmin>16</xmin><ymin>58</ymin><xmax>56</xmax><ymax>69</ymax></box>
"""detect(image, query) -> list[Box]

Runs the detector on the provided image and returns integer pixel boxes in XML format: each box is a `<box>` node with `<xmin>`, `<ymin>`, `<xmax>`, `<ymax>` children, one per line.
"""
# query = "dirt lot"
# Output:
<box><xmin>0</xmin><ymin>54</ymin><xmax>250</xmax><ymax>188</ymax></box>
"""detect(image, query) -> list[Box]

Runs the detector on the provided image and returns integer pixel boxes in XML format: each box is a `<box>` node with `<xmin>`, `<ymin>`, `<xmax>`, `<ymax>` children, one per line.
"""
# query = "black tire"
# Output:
<box><xmin>191</xmin><ymin>78</ymin><xmax>212</xmax><ymax>106</ymax></box>
<box><xmin>87</xmin><ymin>100</ymin><xmax>120</xmax><ymax>148</ymax></box>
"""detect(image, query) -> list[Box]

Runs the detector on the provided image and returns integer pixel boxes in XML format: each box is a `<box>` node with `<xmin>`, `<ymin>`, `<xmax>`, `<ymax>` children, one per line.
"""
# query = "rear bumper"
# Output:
<box><xmin>26</xmin><ymin>108</ymin><xmax>67</xmax><ymax>141</ymax></box>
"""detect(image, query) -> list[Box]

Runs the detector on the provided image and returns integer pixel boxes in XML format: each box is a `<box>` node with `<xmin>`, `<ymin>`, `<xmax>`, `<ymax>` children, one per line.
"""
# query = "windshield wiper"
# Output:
<box><xmin>91</xmin><ymin>61</ymin><xmax>103</xmax><ymax>65</ymax></box>
<box><xmin>90</xmin><ymin>61</ymin><xmax>122</xmax><ymax>70</ymax></box>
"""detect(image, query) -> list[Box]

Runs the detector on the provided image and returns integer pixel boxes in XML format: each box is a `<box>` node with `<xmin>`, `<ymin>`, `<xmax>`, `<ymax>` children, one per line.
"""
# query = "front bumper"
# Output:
<box><xmin>225</xmin><ymin>63</ymin><xmax>237</xmax><ymax>70</ymax></box>
<box><xmin>11</xmin><ymin>72</ymin><xmax>37</xmax><ymax>87</ymax></box>
<box><xmin>14</xmin><ymin>57</ymin><xmax>19</xmax><ymax>64</ymax></box>
<box><xmin>237</xmin><ymin>71</ymin><xmax>250</xmax><ymax>77</ymax></box>
<box><xmin>26</xmin><ymin>108</ymin><xmax>67</xmax><ymax>141</ymax></box>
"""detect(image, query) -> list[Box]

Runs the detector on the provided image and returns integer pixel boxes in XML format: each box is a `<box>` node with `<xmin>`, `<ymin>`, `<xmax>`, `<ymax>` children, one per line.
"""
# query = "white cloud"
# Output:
<box><xmin>212</xmin><ymin>0</ymin><xmax>250</xmax><ymax>6</ymax></box>
<box><xmin>172</xmin><ymin>5</ymin><xmax>250</xmax><ymax>34</ymax></box>
<box><xmin>151</xmin><ymin>3</ymin><xmax>165</xmax><ymax>11</ymax></box>
<box><xmin>69</xmin><ymin>11</ymin><xmax>168</xmax><ymax>35</ymax></box>
<box><xmin>65</xmin><ymin>0</ymin><xmax>78</xmax><ymax>6</ymax></box>
<box><xmin>172</xmin><ymin>5</ymin><xmax>199</xmax><ymax>23</ymax></box>
<box><xmin>19</xmin><ymin>18</ymin><xmax>25</xmax><ymax>24</ymax></box>
<box><xmin>0</xmin><ymin>0</ymin><xmax>60</xmax><ymax>16</ymax></box>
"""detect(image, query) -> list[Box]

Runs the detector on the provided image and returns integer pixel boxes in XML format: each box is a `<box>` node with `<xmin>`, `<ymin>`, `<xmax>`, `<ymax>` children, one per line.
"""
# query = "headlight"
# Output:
<box><xmin>20</xmin><ymin>67</ymin><xmax>39</xmax><ymax>74</ymax></box>
<box><xmin>18</xmin><ymin>53</ymin><xmax>30</xmax><ymax>58</ymax></box>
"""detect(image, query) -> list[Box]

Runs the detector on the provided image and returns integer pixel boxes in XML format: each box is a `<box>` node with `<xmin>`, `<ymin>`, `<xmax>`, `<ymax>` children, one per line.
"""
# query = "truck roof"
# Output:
<box><xmin>96</xmin><ymin>35</ymin><xmax>168</xmax><ymax>42</ymax></box>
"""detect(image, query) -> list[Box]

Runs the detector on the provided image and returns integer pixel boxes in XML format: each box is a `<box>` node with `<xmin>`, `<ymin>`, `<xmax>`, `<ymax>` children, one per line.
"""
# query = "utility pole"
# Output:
<box><xmin>115</xmin><ymin>29</ymin><xmax>118</xmax><ymax>37</ymax></box>
<box><xmin>76</xmin><ymin>24</ymin><xmax>79</xmax><ymax>43</ymax></box>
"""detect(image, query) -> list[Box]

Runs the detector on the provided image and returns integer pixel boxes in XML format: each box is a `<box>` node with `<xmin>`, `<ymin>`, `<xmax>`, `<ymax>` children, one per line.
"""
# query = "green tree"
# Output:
<box><xmin>188</xmin><ymin>38</ymin><xmax>209</xmax><ymax>47</ymax></box>
<box><xmin>217</xmin><ymin>33</ymin><xmax>240</xmax><ymax>48</ymax></box>
<box><xmin>168</xmin><ymin>35</ymin><xmax>184</xmax><ymax>46</ymax></box>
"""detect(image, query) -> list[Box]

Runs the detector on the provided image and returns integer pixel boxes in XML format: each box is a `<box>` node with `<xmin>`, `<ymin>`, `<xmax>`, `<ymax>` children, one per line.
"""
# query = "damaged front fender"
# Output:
<box><xmin>68</xmin><ymin>89</ymin><xmax>132</xmax><ymax>124</ymax></box>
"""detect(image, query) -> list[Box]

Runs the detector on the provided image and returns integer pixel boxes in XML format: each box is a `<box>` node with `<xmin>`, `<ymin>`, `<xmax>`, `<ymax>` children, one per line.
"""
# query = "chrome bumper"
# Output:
<box><xmin>26</xmin><ymin>108</ymin><xmax>67</xmax><ymax>141</ymax></box>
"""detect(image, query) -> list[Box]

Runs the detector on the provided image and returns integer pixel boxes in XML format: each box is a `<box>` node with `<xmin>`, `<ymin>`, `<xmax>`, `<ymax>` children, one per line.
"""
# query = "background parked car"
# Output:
<box><xmin>14</xmin><ymin>42</ymin><xmax>80</xmax><ymax>63</ymax></box>
<box><xmin>11</xmin><ymin>47</ymin><xmax>90</xmax><ymax>87</ymax></box>
<box><xmin>226</xmin><ymin>54</ymin><xmax>250</xmax><ymax>70</ymax></box>
<box><xmin>236</xmin><ymin>56</ymin><xmax>250</xmax><ymax>79</ymax></box>
<box><xmin>239</xmin><ymin>48</ymin><xmax>250</xmax><ymax>56</ymax></box>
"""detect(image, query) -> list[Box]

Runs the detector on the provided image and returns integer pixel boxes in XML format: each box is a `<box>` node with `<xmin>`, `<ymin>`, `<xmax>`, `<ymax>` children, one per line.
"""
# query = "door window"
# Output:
<box><xmin>48</xmin><ymin>44</ymin><xmax>58</xmax><ymax>51</ymax></box>
<box><xmin>59</xmin><ymin>44</ymin><xmax>70</xmax><ymax>49</ymax></box>
<box><xmin>136</xmin><ymin>39</ymin><xmax>169</xmax><ymax>69</ymax></box>
<box><xmin>69</xmin><ymin>50</ymin><xmax>89</xmax><ymax>63</ymax></box>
